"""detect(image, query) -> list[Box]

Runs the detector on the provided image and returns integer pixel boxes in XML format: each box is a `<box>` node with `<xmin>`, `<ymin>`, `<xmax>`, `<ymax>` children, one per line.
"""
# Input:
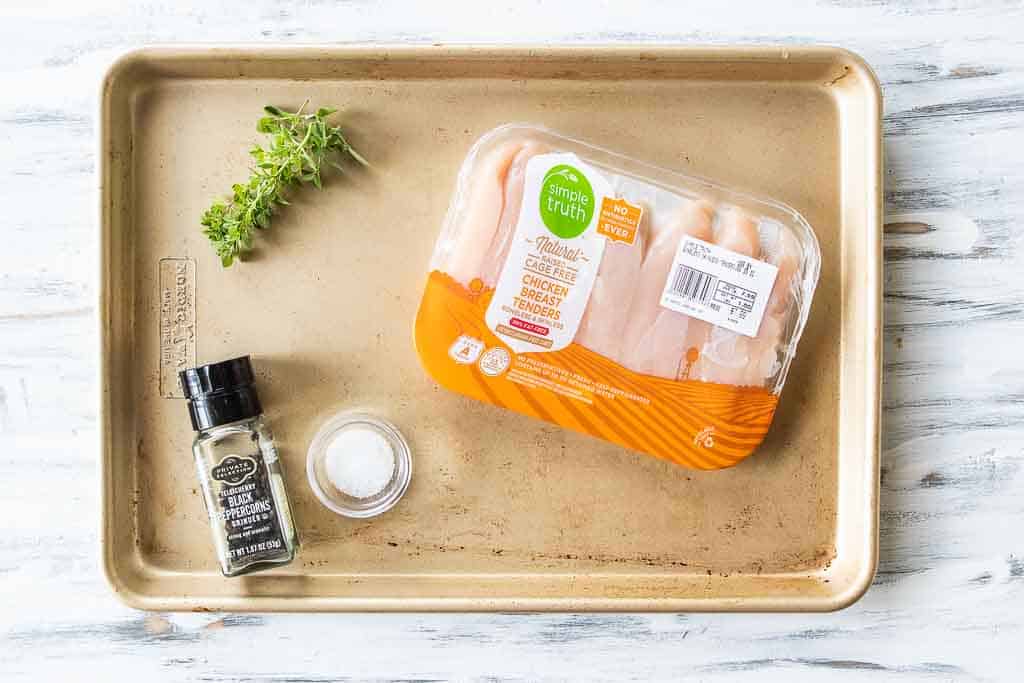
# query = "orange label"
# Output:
<box><xmin>597</xmin><ymin>197</ymin><xmax>643</xmax><ymax>245</ymax></box>
<box><xmin>414</xmin><ymin>270</ymin><xmax>779</xmax><ymax>470</ymax></box>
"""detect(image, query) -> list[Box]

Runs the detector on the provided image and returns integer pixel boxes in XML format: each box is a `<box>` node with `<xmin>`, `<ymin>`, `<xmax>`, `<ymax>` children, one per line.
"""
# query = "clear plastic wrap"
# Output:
<box><xmin>416</xmin><ymin>124</ymin><xmax>820</xmax><ymax>469</ymax></box>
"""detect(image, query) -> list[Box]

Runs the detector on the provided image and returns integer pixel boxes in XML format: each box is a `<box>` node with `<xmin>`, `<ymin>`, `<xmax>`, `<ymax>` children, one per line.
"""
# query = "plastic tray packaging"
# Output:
<box><xmin>416</xmin><ymin>125</ymin><xmax>821</xmax><ymax>469</ymax></box>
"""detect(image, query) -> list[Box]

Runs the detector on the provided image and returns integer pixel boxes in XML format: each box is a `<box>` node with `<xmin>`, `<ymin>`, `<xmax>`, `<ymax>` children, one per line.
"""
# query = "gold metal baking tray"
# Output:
<box><xmin>99</xmin><ymin>45</ymin><xmax>881</xmax><ymax>611</ymax></box>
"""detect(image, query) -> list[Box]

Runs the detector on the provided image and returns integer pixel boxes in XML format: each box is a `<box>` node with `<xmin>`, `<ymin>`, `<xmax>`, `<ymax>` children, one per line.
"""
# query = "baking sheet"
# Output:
<box><xmin>99</xmin><ymin>45</ymin><xmax>881</xmax><ymax>611</ymax></box>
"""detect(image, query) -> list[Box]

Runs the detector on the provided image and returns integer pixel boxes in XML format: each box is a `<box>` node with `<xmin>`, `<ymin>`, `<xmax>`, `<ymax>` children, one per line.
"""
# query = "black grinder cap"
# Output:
<box><xmin>179</xmin><ymin>356</ymin><xmax>262</xmax><ymax>431</ymax></box>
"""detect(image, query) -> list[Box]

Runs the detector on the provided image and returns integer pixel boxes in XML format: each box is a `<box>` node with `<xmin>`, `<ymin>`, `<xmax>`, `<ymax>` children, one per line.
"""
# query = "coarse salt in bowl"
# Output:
<box><xmin>306</xmin><ymin>411</ymin><xmax>412</xmax><ymax>518</ymax></box>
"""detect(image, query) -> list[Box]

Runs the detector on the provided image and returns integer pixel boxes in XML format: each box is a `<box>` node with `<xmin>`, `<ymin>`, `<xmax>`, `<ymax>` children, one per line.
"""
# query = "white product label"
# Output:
<box><xmin>659</xmin><ymin>236</ymin><xmax>779</xmax><ymax>338</ymax></box>
<box><xmin>478</xmin><ymin>347</ymin><xmax>511</xmax><ymax>376</ymax></box>
<box><xmin>448</xmin><ymin>335</ymin><xmax>485</xmax><ymax>364</ymax></box>
<box><xmin>485</xmin><ymin>153</ymin><xmax>613</xmax><ymax>354</ymax></box>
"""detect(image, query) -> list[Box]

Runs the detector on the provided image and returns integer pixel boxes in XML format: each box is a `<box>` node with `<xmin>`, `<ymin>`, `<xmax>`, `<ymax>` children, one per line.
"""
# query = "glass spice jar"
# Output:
<box><xmin>180</xmin><ymin>356</ymin><xmax>299</xmax><ymax>576</ymax></box>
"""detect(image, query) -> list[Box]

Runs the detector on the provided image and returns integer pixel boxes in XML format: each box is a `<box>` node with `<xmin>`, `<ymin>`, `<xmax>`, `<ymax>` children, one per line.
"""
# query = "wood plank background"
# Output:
<box><xmin>2</xmin><ymin>1</ymin><xmax>1022</xmax><ymax>680</ymax></box>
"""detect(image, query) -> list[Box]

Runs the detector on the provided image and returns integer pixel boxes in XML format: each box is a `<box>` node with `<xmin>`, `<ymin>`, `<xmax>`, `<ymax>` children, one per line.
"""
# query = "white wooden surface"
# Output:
<box><xmin>2</xmin><ymin>1</ymin><xmax>1023</xmax><ymax>680</ymax></box>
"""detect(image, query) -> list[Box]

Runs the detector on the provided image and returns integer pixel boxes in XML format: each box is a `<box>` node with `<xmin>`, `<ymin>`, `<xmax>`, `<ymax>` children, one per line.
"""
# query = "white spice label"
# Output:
<box><xmin>659</xmin><ymin>236</ymin><xmax>779</xmax><ymax>338</ymax></box>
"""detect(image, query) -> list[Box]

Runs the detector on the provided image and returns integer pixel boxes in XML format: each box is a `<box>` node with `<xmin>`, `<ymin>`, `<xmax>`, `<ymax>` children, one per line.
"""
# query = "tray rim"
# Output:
<box><xmin>98</xmin><ymin>43</ymin><xmax>882</xmax><ymax>613</ymax></box>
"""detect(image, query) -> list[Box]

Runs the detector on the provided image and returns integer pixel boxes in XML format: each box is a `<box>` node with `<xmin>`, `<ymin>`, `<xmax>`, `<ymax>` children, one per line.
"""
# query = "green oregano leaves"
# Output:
<box><xmin>200</xmin><ymin>102</ymin><xmax>367</xmax><ymax>267</ymax></box>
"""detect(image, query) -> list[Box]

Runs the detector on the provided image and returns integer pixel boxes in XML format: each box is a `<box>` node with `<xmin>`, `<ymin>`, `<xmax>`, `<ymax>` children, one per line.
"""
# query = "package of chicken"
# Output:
<box><xmin>414</xmin><ymin>124</ymin><xmax>820</xmax><ymax>470</ymax></box>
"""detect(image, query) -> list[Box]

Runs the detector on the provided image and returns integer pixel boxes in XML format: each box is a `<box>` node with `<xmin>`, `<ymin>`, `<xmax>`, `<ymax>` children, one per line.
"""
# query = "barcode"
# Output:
<box><xmin>669</xmin><ymin>265</ymin><xmax>718</xmax><ymax>304</ymax></box>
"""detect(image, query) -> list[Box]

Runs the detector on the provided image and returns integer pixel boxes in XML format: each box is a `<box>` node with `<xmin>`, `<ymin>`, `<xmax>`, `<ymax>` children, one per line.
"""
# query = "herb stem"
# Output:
<box><xmin>200</xmin><ymin>103</ymin><xmax>364</xmax><ymax>266</ymax></box>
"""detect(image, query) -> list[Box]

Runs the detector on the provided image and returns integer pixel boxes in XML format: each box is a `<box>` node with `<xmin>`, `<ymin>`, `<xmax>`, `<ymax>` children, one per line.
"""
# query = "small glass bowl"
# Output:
<box><xmin>306</xmin><ymin>411</ymin><xmax>412</xmax><ymax>518</ymax></box>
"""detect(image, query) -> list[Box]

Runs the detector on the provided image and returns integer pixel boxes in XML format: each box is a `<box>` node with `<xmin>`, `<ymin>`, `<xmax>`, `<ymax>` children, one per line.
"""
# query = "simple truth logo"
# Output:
<box><xmin>539</xmin><ymin>164</ymin><xmax>595</xmax><ymax>239</ymax></box>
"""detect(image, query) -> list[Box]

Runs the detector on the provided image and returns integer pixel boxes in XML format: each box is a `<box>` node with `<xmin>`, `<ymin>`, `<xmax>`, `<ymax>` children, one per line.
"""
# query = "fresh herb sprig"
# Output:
<box><xmin>201</xmin><ymin>102</ymin><xmax>367</xmax><ymax>266</ymax></box>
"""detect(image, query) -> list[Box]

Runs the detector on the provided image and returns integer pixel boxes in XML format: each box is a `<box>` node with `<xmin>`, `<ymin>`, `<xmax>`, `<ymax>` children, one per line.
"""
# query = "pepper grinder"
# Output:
<box><xmin>180</xmin><ymin>356</ymin><xmax>299</xmax><ymax>576</ymax></box>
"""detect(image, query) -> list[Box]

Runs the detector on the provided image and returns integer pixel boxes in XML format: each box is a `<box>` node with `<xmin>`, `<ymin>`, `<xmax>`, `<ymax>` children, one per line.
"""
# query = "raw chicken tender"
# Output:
<box><xmin>619</xmin><ymin>200</ymin><xmax>715</xmax><ymax>378</ymax></box>
<box><xmin>574</xmin><ymin>203</ymin><xmax>650</xmax><ymax>363</ymax></box>
<box><xmin>442</xmin><ymin>140</ymin><xmax>525</xmax><ymax>288</ymax></box>
<box><xmin>742</xmin><ymin>226</ymin><xmax>801</xmax><ymax>386</ymax></box>
<box><xmin>478</xmin><ymin>142</ymin><xmax>547</xmax><ymax>287</ymax></box>
<box><xmin>691</xmin><ymin>209</ymin><xmax>762</xmax><ymax>386</ymax></box>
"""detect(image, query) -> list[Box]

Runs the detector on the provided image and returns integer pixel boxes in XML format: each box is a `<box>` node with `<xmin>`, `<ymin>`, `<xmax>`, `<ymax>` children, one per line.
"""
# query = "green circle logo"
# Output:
<box><xmin>539</xmin><ymin>164</ymin><xmax>594</xmax><ymax>239</ymax></box>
